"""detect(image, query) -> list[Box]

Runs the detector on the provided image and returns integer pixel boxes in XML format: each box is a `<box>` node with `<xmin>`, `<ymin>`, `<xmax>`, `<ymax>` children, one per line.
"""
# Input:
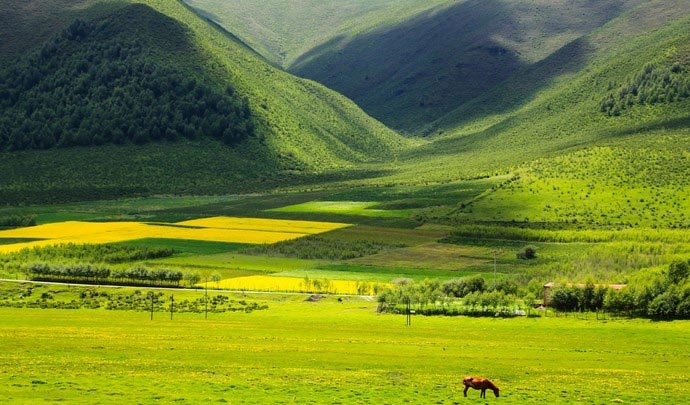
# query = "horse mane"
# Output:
<box><xmin>485</xmin><ymin>379</ymin><xmax>499</xmax><ymax>391</ymax></box>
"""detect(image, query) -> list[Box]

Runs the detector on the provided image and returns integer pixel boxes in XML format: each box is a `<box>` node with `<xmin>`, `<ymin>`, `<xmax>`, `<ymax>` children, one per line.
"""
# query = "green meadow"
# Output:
<box><xmin>0</xmin><ymin>291</ymin><xmax>688</xmax><ymax>404</ymax></box>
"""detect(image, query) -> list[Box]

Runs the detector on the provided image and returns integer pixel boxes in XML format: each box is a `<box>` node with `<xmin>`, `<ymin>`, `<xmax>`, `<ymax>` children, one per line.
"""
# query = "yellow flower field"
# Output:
<box><xmin>0</xmin><ymin>217</ymin><xmax>350</xmax><ymax>253</ymax></box>
<box><xmin>212</xmin><ymin>275</ymin><xmax>388</xmax><ymax>295</ymax></box>
<box><xmin>178</xmin><ymin>217</ymin><xmax>347</xmax><ymax>234</ymax></box>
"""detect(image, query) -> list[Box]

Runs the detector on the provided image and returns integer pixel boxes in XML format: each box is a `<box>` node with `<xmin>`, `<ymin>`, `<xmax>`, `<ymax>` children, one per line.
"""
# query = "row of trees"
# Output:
<box><xmin>2</xmin><ymin>243</ymin><xmax>174</xmax><ymax>265</ymax></box>
<box><xmin>600</xmin><ymin>62</ymin><xmax>690</xmax><ymax>116</ymax></box>
<box><xmin>0</xmin><ymin>214</ymin><xmax>36</xmax><ymax>228</ymax></box>
<box><xmin>377</xmin><ymin>277</ymin><xmax>520</xmax><ymax>316</ymax></box>
<box><xmin>548</xmin><ymin>283</ymin><xmax>608</xmax><ymax>312</ymax></box>
<box><xmin>0</xmin><ymin>18</ymin><xmax>254</xmax><ymax>150</ymax></box>
<box><xmin>602</xmin><ymin>260</ymin><xmax>690</xmax><ymax>318</ymax></box>
<box><xmin>377</xmin><ymin>259</ymin><xmax>690</xmax><ymax>319</ymax></box>
<box><xmin>25</xmin><ymin>262</ymin><xmax>197</xmax><ymax>287</ymax></box>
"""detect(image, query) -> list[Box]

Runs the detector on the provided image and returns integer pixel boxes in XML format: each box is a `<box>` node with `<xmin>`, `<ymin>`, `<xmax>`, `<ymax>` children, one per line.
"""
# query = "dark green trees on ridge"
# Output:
<box><xmin>0</xmin><ymin>14</ymin><xmax>254</xmax><ymax>151</ymax></box>
<box><xmin>601</xmin><ymin>59</ymin><xmax>690</xmax><ymax>116</ymax></box>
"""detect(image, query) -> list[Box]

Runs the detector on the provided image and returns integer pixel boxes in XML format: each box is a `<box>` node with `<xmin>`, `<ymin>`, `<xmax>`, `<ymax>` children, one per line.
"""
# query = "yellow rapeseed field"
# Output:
<box><xmin>0</xmin><ymin>217</ymin><xmax>350</xmax><ymax>253</ymax></box>
<box><xmin>213</xmin><ymin>275</ymin><xmax>388</xmax><ymax>295</ymax></box>
<box><xmin>178</xmin><ymin>217</ymin><xmax>347</xmax><ymax>234</ymax></box>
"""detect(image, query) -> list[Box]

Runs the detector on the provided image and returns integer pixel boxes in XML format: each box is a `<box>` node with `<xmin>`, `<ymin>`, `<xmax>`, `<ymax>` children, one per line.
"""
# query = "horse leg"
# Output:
<box><xmin>480</xmin><ymin>388</ymin><xmax>486</xmax><ymax>398</ymax></box>
<box><xmin>464</xmin><ymin>386</ymin><xmax>469</xmax><ymax>397</ymax></box>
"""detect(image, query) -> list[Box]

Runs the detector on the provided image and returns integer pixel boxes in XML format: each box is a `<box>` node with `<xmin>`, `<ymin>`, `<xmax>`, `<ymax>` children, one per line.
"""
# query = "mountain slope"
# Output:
<box><xmin>182</xmin><ymin>0</ymin><xmax>451</xmax><ymax>68</ymax></box>
<box><xmin>0</xmin><ymin>0</ymin><xmax>409</xmax><ymax>203</ymax></box>
<box><xmin>0</xmin><ymin>7</ymin><xmax>254</xmax><ymax>149</ymax></box>
<box><xmin>186</xmin><ymin>0</ymin><xmax>651</xmax><ymax>133</ymax></box>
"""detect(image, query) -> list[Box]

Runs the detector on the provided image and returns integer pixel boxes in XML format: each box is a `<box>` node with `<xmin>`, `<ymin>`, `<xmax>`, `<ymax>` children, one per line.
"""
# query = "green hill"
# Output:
<box><xmin>182</xmin><ymin>0</ymin><xmax>451</xmax><ymax>68</ymax></box>
<box><xmin>346</xmin><ymin>1</ymin><xmax>690</xmax><ymax>230</ymax></box>
<box><xmin>0</xmin><ymin>0</ymin><xmax>408</xmax><ymax>203</ymax></box>
<box><xmin>186</xmin><ymin>0</ymin><xmax>654</xmax><ymax>133</ymax></box>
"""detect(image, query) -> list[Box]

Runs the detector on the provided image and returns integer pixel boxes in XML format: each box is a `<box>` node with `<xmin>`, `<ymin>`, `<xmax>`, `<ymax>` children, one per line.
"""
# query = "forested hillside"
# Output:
<box><xmin>0</xmin><ymin>8</ymin><xmax>253</xmax><ymax>150</ymax></box>
<box><xmin>0</xmin><ymin>0</ymin><xmax>408</xmax><ymax>203</ymax></box>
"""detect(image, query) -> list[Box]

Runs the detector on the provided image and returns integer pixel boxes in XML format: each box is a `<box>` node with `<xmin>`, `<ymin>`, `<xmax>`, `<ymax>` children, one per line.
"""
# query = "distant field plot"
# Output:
<box><xmin>350</xmin><ymin>243</ymin><xmax>490</xmax><ymax>270</ymax></box>
<box><xmin>112</xmin><ymin>238</ymin><xmax>249</xmax><ymax>255</ymax></box>
<box><xmin>178</xmin><ymin>216</ymin><xmax>348</xmax><ymax>233</ymax></box>
<box><xmin>151</xmin><ymin>252</ymin><xmax>321</xmax><ymax>275</ymax></box>
<box><xmin>270</xmin><ymin>201</ymin><xmax>411</xmax><ymax>218</ymax></box>
<box><xmin>213</xmin><ymin>275</ymin><xmax>386</xmax><ymax>295</ymax></box>
<box><xmin>0</xmin><ymin>217</ymin><xmax>349</xmax><ymax>253</ymax></box>
<box><xmin>275</xmin><ymin>265</ymin><xmax>488</xmax><ymax>283</ymax></box>
<box><xmin>322</xmin><ymin>224</ymin><xmax>447</xmax><ymax>246</ymax></box>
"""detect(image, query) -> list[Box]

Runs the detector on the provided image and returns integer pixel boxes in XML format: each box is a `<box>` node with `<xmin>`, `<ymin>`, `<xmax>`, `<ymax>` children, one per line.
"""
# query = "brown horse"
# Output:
<box><xmin>463</xmin><ymin>376</ymin><xmax>500</xmax><ymax>398</ymax></box>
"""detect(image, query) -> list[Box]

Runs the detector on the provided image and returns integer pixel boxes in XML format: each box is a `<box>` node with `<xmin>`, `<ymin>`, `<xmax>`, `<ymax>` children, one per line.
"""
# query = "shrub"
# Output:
<box><xmin>517</xmin><ymin>245</ymin><xmax>537</xmax><ymax>260</ymax></box>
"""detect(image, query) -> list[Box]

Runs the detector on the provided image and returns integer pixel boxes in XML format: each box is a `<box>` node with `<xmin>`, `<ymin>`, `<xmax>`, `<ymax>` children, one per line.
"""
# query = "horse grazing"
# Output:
<box><xmin>463</xmin><ymin>376</ymin><xmax>500</xmax><ymax>398</ymax></box>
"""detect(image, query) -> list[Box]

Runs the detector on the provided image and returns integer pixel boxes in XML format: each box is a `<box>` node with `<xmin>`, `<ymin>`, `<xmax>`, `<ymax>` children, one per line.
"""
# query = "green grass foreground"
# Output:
<box><xmin>0</xmin><ymin>295</ymin><xmax>687</xmax><ymax>404</ymax></box>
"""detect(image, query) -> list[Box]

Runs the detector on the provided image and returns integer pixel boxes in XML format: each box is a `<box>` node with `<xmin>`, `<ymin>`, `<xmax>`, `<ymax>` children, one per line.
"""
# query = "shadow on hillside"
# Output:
<box><xmin>289</xmin><ymin>0</ymin><xmax>627</xmax><ymax>134</ymax></box>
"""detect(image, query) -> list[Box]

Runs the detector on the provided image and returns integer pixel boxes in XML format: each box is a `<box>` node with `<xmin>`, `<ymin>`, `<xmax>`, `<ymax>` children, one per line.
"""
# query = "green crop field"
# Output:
<box><xmin>0</xmin><ymin>288</ymin><xmax>688</xmax><ymax>404</ymax></box>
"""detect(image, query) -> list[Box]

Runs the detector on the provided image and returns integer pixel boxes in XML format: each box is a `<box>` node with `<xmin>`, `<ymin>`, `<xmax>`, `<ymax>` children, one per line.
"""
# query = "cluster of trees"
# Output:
<box><xmin>603</xmin><ymin>260</ymin><xmax>690</xmax><ymax>319</ymax></box>
<box><xmin>0</xmin><ymin>214</ymin><xmax>36</xmax><ymax>228</ymax></box>
<box><xmin>377</xmin><ymin>276</ymin><xmax>520</xmax><ymax>316</ymax></box>
<box><xmin>600</xmin><ymin>62</ymin><xmax>690</xmax><ymax>116</ymax></box>
<box><xmin>25</xmin><ymin>262</ymin><xmax>196</xmax><ymax>287</ymax></box>
<box><xmin>0</xmin><ymin>18</ymin><xmax>254</xmax><ymax>150</ymax></box>
<box><xmin>2</xmin><ymin>243</ymin><xmax>174</xmax><ymax>265</ymax></box>
<box><xmin>548</xmin><ymin>282</ymin><xmax>608</xmax><ymax>312</ymax></box>
<box><xmin>248</xmin><ymin>236</ymin><xmax>402</xmax><ymax>260</ymax></box>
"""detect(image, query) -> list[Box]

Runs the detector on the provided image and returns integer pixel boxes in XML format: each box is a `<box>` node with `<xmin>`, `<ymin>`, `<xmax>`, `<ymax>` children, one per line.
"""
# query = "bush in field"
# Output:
<box><xmin>517</xmin><ymin>245</ymin><xmax>537</xmax><ymax>260</ymax></box>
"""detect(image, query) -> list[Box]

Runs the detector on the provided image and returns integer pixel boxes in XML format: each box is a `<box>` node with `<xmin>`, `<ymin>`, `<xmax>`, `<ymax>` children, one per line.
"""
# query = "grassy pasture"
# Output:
<box><xmin>270</xmin><ymin>201</ymin><xmax>412</xmax><ymax>218</ymax></box>
<box><xmin>150</xmin><ymin>252</ymin><xmax>320</xmax><ymax>276</ymax></box>
<box><xmin>275</xmin><ymin>264</ymin><xmax>492</xmax><ymax>283</ymax></box>
<box><xmin>349</xmin><ymin>243</ymin><xmax>490</xmax><ymax>271</ymax></box>
<box><xmin>0</xmin><ymin>294</ymin><xmax>688</xmax><ymax>404</ymax></box>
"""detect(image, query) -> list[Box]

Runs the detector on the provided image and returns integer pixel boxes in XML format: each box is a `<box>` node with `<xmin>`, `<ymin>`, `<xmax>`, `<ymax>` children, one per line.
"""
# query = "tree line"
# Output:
<box><xmin>0</xmin><ymin>214</ymin><xmax>36</xmax><ymax>228</ymax></box>
<box><xmin>26</xmin><ymin>262</ymin><xmax>190</xmax><ymax>287</ymax></box>
<box><xmin>377</xmin><ymin>259</ymin><xmax>690</xmax><ymax>319</ymax></box>
<box><xmin>0</xmin><ymin>17</ymin><xmax>254</xmax><ymax>150</ymax></box>
<box><xmin>2</xmin><ymin>243</ymin><xmax>174</xmax><ymax>265</ymax></box>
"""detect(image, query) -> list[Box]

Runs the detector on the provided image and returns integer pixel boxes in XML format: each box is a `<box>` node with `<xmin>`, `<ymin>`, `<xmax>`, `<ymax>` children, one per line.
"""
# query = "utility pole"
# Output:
<box><xmin>492</xmin><ymin>248</ymin><xmax>504</xmax><ymax>289</ymax></box>
<box><xmin>170</xmin><ymin>294</ymin><xmax>174</xmax><ymax>320</ymax></box>
<box><xmin>150</xmin><ymin>293</ymin><xmax>154</xmax><ymax>320</ymax></box>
